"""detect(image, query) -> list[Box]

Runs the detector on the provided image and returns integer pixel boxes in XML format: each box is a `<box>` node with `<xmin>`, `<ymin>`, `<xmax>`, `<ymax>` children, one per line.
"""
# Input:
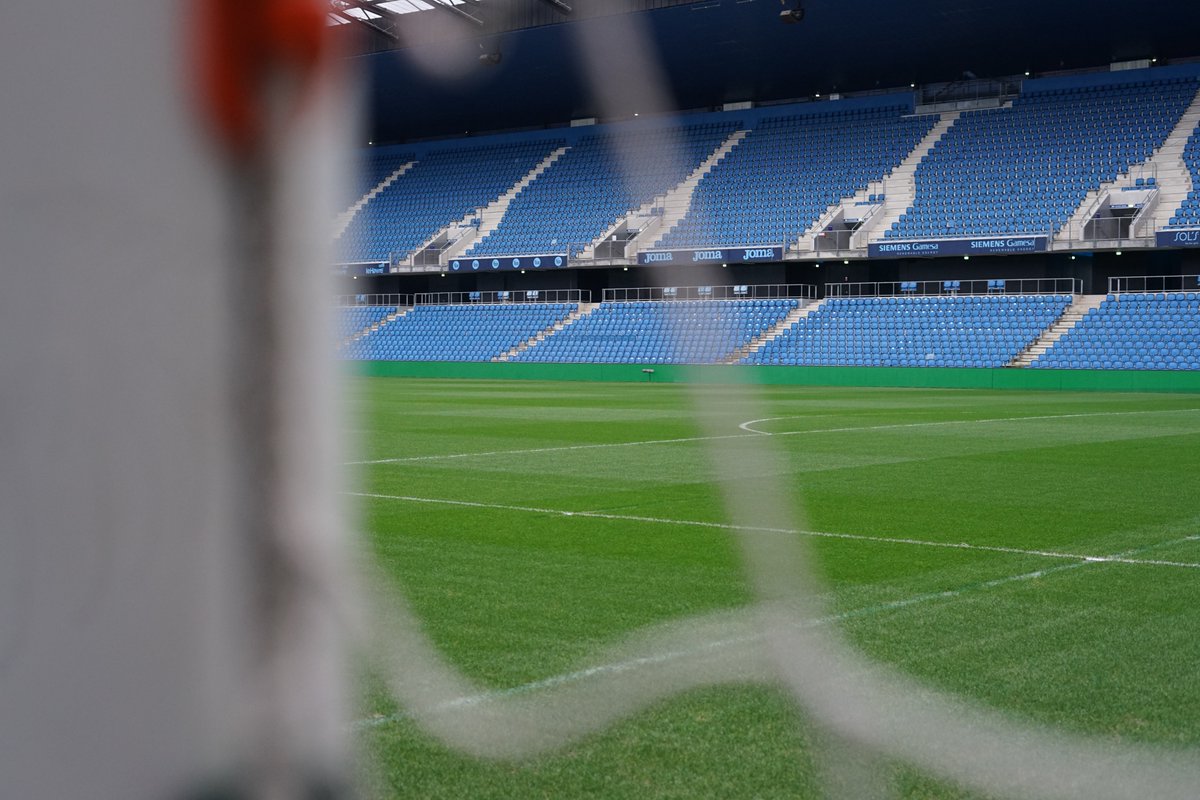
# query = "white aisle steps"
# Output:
<box><xmin>333</xmin><ymin>161</ymin><xmax>416</xmax><ymax>239</ymax></box>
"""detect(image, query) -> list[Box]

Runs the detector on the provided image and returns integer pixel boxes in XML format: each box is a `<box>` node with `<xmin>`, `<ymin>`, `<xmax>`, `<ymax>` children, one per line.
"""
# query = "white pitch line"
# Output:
<box><xmin>736</xmin><ymin>411</ymin><xmax>843</xmax><ymax>434</ymax></box>
<box><xmin>354</xmin><ymin>532</ymin><xmax>1198</xmax><ymax>731</ymax></box>
<box><xmin>347</xmin><ymin>491</ymin><xmax>1200</xmax><ymax>570</ymax></box>
<box><xmin>739</xmin><ymin>408</ymin><xmax>1200</xmax><ymax>436</ymax></box>
<box><xmin>344</xmin><ymin>433</ymin><xmax>752</xmax><ymax>466</ymax></box>
<box><xmin>348</xmin><ymin>407</ymin><xmax>1200</xmax><ymax>464</ymax></box>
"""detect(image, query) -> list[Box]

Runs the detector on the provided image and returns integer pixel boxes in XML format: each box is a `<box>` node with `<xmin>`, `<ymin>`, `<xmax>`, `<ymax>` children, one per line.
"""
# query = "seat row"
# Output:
<box><xmin>337</xmin><ymin>293</ymin><xmax>1200</xmax><ymax>370</ymax></box>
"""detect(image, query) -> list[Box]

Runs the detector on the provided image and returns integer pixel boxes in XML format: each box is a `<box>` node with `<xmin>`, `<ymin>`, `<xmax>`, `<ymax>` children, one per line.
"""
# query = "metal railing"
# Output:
<box><xmin>412</xmin><ymin>242</ymin><xmax>448</xmax><ymax>268</ymax></box>
<box><xmin>412</xmin><ymin>289</ymin><xmax>590</xmax><ymax>306</ymax></box>
<box><xmin>603</xmin><ymin>283</ymin><xmax>817</xmax><ymax>302</ymax></box>
<box><xmin>1058</xmin><ymin>172</ymin><xmax>1161</xmax><ymax>248</ymax></box>
<box><xmin>1108</xmin><ymin>274</ymin><xmax>1200</xmax><ymax>294</ymax></box>
<box><xmin>813</xmin><ymin>229</ymin><xmax>856</xmax><ymax>253</ymax></box>
<box><xmin>334</xmin><ymin>293</ymin><xmax>412</xmax><ymax>307</ymax></box>
<box><xmin>825</xmin><ymin>277</ymin><xmax>1082</xmax><ymax>298</ymax></box>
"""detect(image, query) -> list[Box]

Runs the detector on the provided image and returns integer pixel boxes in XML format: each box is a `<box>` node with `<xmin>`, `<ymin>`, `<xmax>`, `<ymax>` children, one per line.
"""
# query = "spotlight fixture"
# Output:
<box><xmin>779</xmin><ymin>0</ymin><xmax>804</xmax><ymax>24</ymax></box>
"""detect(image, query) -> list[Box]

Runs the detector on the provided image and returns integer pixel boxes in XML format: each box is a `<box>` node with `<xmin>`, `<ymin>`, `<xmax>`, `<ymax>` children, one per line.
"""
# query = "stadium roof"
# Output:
<box><xmin>329</xmin><ymin>0</ymin><xmax>697</xmax><ymax>44</ymax></box>
<box><xmin>346</xmin><ymin>0</ymin><xmax>1200</xmax><ymax>143</ymax></box>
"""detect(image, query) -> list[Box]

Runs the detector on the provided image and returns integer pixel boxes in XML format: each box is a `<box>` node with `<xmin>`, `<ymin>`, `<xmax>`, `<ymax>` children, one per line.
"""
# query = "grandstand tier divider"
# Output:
<box><xmin>1054</xmin><ymin>86</ymin><xmax>1200</xmax><ymax>247</ymax></box>
<box><xmin>845</xmin><ymin>112</ymin><xmax>961</xmax><ymax>251</ymax></box>
<box><xmin>412</xmin><ymin>145</ymin><xmax>571</xmax><ymax>269</ymax></box>
<box><xmin>333</xmin><ymin>160</ymin><xmax>416</xmax><ymax>240</ymax></box>
<box><xmin>493</xmin><ymin>302</ymin><xmax>600</xmax><ymax>361</ymax></box>
<box><xmin>613</xmin><ymin>129</ymin><xmax>749</xmax><ymax>260</ymax></box>
<box><xmin>721</xmin><ymin>297</ymin><xmax>826</xmax><ymax>363</ymax></box>
<box><xmin>1009</xmin><ymin>295</ymin><xmax>1106</xmax><ymax>367</ymax></box>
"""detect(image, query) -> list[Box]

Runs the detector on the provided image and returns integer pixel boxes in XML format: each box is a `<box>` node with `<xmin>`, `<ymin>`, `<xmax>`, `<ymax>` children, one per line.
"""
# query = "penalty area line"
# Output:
<box><xmin>737</xmin><ymin>407</ymin><xmax>1200</xmax><ymax>436</ymax></box>
<box><xmin>346</xmin><ymin>491</ymin><xmax>1200</xmax><ymax>570</ymax></box>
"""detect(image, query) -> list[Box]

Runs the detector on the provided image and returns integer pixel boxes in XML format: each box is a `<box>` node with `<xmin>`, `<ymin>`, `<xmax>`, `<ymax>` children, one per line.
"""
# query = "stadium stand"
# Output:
<box><xmin>1166</xmin><ymin>123</ymin><xmax>1200</xmax><ymax>228</ymax></box>
<box><xmin>466</xmin><ymin>122</ymin><xmax>740</xmax><ymax>259</ymax></box>
<box><xmin>513</xmin><ymin>299</ymin><xmax>799</xmax><ymax>364</ymax></box>
<box><xmin>337</xmin><ymin>70</ymin><xmax>1200</xmax><ymax>264</ymax></box>
<box><xmin>336</xmin><ymin>290</ymin><xmax>1200</xmax><ymax>371</ymax></box>
<box><xmin>745</xmin><ymin>295</ymin><xmax>1072</xmax><ymax>368</ymax></box>
<box><xmin>343</xmin><ymin>303</ymin><xmax>577</xmax><ymax>361</ymax></box>
<box><xmin>338</xmin><ymin>139</ymin><xmax>564</xmax><ymax>263</ymax></box>
<box><xmin>657</xmin><ymin>106</ymin><xmax>936</xmax><ymax>249</ymax></box>
<box><xmin>887</xmin><ymin>77</ymin><xmax>1200</xmax><ymax>239</ymax></box>
<box><xmin>1033</xmin><ymin>292</ymin><xmax>1200</xmax><ymax>370</ymax></box>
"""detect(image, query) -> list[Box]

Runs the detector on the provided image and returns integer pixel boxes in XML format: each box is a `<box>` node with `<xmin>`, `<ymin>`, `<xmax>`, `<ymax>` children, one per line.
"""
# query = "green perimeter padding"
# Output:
<box><xmin>350</xmin><ymin>361</ymin><xmax>1200</xmax><ymax>393</ymax></box>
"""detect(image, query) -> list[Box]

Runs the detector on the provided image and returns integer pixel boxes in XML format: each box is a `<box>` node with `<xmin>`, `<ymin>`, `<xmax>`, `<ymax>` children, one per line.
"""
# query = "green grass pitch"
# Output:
<box><xmin>349</xmin><ymin>376</ymin><xmax>1200</xmax><ymax>799</ymax></box>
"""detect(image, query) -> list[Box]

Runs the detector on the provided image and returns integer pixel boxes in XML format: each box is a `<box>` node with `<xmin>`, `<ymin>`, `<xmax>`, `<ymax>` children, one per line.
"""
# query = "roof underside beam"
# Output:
<box><xmin>331</xmin><ymin>0</ymin><xmax>403</xmax><ymax>40</ymax></box>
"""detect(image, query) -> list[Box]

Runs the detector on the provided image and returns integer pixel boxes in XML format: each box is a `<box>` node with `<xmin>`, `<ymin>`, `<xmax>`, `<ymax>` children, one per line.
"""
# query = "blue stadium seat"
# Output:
<box><xmin>1034</xmin><ymin>292</ymin><xmax>1200</xmax><ymax>370</ymax></box>
<box><xmin>742</xmin><ymin>294</ymin><xmax>1071</xmax><ymax>369</ymax></box>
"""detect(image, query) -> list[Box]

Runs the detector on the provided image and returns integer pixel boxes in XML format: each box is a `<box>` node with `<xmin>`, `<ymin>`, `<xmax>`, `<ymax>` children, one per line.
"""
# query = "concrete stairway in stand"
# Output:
<box><xmin>1141</xmin><ymin>88</ymin><xmax>1200</xmax><ymax>234</ymax></box>
<box><xmin>441</xmin><ymin>146</ymin><xmax>570</xmax><ymax>263</ymax></box>
<box><xmin>721</xmin><ymin>298</ymin><xmax>825</xmax><ymax>363</ymax></box>
<box><xmin>1008</xmin><ymin>295</ymin><xmax>1106</xmax><ymax>367</ymax></box>
<box><xmin>843</xmin><ymin>111</ymin><xmax>961</xmax><ymax>249</ymax></box>
<box><xmin>1056</xmin><ymin>88</ymin><xmax>1200</xmax><ymax>244</ymax></box>
<box><xmin>340</xmin><ymin>306</ymin><xmax>412</xmax><ymax>349</ymax></box>
<box><xmin>333</xmin><ymin>161</ymin><xmax>416</xmax><ymax>239</ymax></box>
<box><xmin>609</xmin><ymin>130</ymin><xmax>749</xmax><ymax>259</ymax></box>
<box><xmin>493</xmin><ymin>302</ymin><xmax>598</xmax><ymax>361</ymax></box>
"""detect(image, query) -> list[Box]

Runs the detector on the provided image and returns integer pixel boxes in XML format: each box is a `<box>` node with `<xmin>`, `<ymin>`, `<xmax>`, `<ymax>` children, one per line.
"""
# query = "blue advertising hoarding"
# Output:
<box><xmin>637</xmin><ymin>246</ymin><xmax>784</xmax><ymax>266</ymax></box>
<box><xmin>448</xmin><ymin>254</ymin><xmax>569</xmax><ymax>272</ymax></box>
<box><xmin>1156</xmin><ymin>229</ymin><xmax>1200</xmax><ymax>248</ymax></box>
<box><xmin>868</xmin><ymin>236</ymin><xmax>1048</xmax><ymax>258</ymax></box>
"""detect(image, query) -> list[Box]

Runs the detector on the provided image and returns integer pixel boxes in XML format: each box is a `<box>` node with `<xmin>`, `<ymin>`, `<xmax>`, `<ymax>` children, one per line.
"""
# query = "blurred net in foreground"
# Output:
<box><xmin>3</xmin><ymin>2</ymin><xmax>1199</xmax><ymax>799</ymax></box>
